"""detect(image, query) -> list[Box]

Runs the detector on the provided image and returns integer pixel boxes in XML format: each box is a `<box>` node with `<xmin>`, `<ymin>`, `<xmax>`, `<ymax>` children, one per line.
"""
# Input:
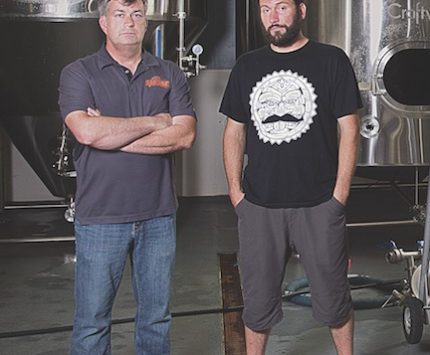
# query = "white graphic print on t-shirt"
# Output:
<box><xmin>249</xmin><ymin>70</ymin><xmax>318</xmax><ymax>145</ymax></box>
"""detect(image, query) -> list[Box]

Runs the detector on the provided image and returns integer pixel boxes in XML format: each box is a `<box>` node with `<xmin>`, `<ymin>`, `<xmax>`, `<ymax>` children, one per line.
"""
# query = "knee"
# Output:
<box><xmin>329</xmin><ymin>310</ymin><xmax>354</xmax><ymax>329</ymax></box>
<box><xmin>242</xmin><ymin>299</ymin><xmax>283</xmax><ymax>331</ymax></box>
<box><xmin>312</xmin><ymin>296</ymin><xmax>353</xmax><ymax>327</ymax></box>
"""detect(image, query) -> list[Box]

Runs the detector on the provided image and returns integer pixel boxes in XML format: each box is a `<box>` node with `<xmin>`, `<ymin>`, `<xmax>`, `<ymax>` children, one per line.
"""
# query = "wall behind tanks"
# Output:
<box><xmin>178</xmin><ymin>70</ymin><xmax>230</xmax><ymax>196</ymax></box>
<box><xmin>177</xmin><ymin>0</ymin><xmax>235</xmax><ymax>196</ymax></box>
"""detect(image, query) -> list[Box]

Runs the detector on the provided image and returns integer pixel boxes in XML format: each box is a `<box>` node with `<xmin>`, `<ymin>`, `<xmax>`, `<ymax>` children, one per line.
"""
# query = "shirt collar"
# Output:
<box><xmin>96</xmin><ymin>45</ymin><xmax>160</xmax><ymax>71</ymax></box>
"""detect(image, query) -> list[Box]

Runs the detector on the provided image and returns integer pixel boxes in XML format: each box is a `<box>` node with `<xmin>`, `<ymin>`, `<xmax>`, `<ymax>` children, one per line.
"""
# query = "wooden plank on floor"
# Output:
<box><xmin>219</xmin><ymin>253</ymin><xmax>246</xmax><ymax>355</ymax></box>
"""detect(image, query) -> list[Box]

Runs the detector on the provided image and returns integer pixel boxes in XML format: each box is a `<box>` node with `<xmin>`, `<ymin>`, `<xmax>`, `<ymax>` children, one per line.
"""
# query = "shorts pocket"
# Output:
<box><xmin>331</xmin><ymin>196</ymin><xmax>345</xmax><ymax>211</ymax></box>
<box><xmin>234</xmin><ymin>197</ymin><xmax>247</xmax><ymax>215</ymax></box>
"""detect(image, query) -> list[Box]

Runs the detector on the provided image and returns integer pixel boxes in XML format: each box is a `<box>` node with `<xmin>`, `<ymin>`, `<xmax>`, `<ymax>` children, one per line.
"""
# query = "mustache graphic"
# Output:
<box><xmin>263</xmin><ymin>114</ymin><xmax>302</xmax><ymax>124</ymax></box>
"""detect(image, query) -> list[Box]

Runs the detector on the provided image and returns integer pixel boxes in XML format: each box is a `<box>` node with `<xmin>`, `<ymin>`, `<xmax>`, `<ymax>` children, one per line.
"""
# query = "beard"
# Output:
<box><xmin>263</xmin><ymin>10</ymin><xmax>303</xmax><ymax>47</ymax></box>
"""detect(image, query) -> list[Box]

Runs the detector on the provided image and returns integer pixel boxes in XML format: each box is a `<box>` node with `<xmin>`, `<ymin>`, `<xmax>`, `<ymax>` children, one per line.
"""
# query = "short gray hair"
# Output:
<box><xmin>98</xmin><ymin>0</ymin><xmax>148</xmax><ymax>16</ymax></box>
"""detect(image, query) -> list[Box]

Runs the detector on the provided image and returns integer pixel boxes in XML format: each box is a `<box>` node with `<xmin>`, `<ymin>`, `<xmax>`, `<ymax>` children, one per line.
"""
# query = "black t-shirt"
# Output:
<box><xmin>220</xmin><ymin>41</ymin><xmax>362</xmax><ymax>208</ymax></box>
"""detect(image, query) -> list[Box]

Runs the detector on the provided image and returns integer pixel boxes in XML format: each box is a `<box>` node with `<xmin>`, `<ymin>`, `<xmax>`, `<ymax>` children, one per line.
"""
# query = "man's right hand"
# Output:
<box><xmin>230</xmin><ymin>190</ymin><xmax>245</xmax><ymax>208</ymax></box>
<box><xmin>87</xmin><ymin>107</ymin><xmax>101</xmax><ymax>117</ymax></box>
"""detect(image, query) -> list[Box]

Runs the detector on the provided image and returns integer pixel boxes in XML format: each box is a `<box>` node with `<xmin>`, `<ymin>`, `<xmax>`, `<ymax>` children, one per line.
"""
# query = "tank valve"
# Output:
<box><xmin>385</xmin><ymin>240</ymin><xmax>421</xmax><ymax>263</ymax></box>
<box><xmin>386</xmin><ymin>248</ymin><xmax>422</xmax><ymax>264</ymax></box>
<box><xmin>180</xmin><ymin>44</ymin><xmax>206</xmax><ymax>78</ymax></box>
<box><xmin>64</xmin><ymin>199</ymin><xmax>75</xmax><ymax>223</ymax></box>
<box><xmin>360</xmin><ymin>116</ymin><xmax>380</xmax><ymax>139</ymax></box>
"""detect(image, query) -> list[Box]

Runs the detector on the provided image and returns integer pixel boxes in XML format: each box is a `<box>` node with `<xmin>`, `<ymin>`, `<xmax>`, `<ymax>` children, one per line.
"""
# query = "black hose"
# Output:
<box><xmin>284</xmin><ymin>275</ymin><xmax>402</xmax><ymax>309</ymax></box>
<box><xmin>0</xmin><ymin>307</ymin><xmax>243</xmax><ymax>339</ymax></box>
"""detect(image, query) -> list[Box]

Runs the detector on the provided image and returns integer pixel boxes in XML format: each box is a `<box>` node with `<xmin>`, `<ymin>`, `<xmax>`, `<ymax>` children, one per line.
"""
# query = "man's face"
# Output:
<box><xmin>259</xmin><ymin>0</ymin><xmax>304</xmax><ymax>47</ymax></box>
<box><xmin>99</xmin><ymin>0</ymin><xmax>147</xmax><ymax>48</ymax></box>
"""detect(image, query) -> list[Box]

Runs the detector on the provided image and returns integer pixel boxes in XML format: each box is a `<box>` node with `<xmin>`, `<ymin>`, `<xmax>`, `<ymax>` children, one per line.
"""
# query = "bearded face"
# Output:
<box><xmin>262</xmin><ymin>6</ymin><xmax>303</xmax><ymax>47</ymax></box>
<box><xmin>259</xmin><ymin>0</ymin><xmax>305</xmax><ymax>47</ymax></box>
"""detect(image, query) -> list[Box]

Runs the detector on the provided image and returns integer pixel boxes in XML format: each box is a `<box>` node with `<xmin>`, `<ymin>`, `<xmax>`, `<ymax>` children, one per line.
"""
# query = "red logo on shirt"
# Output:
<box><xmin>145</xmin><ymin>76</ymin><xmax>171</xmax><ymax>89</ymax></box>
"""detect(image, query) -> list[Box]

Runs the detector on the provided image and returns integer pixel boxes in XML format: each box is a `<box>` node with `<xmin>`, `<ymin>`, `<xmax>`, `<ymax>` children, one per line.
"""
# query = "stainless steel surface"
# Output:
<box><xmin>305</xmin><ymin>0</ymin><xmax>430</xmax><ymax>166</ymax></box>
<box><xmin>0</xmin><ymin>0</ymin><xmax>204</xmax><ymax>20</ymax></box>
<box><xmin>1</xmin><ymin>115</ymin><xmax>77</xmax><ymax>198</ymax></box>
<box><xmin>0</xmin><ymin>0</ymin><xmax>207</xmax><ymax>60</ymax></box>
<box><xmin>146</xmin><ymin>0</ymin><xmax>207</xmax><ymax>61</ymax></box>
<box><xmin>146</xmin><ymin>0</ymin><xmax>202</xmax><ymax>22</ymax></box>
<box><xmin>0</xmin><ymin>0</ymin><xmax>96</xmax><ymax>18</ymax></box>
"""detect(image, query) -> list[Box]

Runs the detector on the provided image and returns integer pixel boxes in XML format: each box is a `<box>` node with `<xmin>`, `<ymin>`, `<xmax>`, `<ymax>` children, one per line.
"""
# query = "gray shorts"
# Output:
<box><xmin>235</xmin><ymin>197</ymin><xmax>352</xmax><ymax>331</ymax></box>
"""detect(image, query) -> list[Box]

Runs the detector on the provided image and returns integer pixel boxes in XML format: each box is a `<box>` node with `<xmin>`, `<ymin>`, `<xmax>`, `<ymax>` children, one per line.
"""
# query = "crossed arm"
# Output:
<box><xmin>65</xmin><ymin>108</ymin><xmax>196</xmax><ymax>154</ymax></box>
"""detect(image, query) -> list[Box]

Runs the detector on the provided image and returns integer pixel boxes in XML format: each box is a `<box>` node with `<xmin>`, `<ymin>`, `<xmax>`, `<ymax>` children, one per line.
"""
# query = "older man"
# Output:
<box><xmin>58</xmin><ymin>0</ymin><xmax>196</xmax><ymax>353</ymax></box>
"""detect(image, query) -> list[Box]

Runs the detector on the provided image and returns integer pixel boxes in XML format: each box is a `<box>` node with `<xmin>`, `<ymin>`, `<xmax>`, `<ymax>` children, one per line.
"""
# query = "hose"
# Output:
<box><xmin>284</xmin><ymin>274</ymin><xmax>402</xmax><ymax>309</ymax></box>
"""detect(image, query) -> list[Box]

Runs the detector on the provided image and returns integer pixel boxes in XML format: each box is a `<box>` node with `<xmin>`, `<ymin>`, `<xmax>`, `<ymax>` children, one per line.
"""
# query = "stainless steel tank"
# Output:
<box><xmin>0</xmin><ymin>0</ymin><xmax>204</xmax><ymax>20</ymax></box>
<box><xmin>0</xmin><ymin>0</ymin><xmax>207</xmax><ymax>59</ymax></box>
<box><xmin>0</xmin><ymin>0</ymin><xmax>207</xmax><ymax>198</ymax></box>
<box><xmin>305</xmin><ymin>0</ymin><xmax>430</xmax><ymax>167</ymax></box>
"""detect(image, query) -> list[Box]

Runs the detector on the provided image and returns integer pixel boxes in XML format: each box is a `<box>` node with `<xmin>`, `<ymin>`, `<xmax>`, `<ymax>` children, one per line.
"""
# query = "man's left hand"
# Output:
<box><xmin>333</xmin><ymin>191</ymin><xmax>348</xmax><ymax>206</ymax></box>
<box><xmin>87</xmin><ymin>107</ymin><xmax>101</xmax><ymax>117</ymax></box>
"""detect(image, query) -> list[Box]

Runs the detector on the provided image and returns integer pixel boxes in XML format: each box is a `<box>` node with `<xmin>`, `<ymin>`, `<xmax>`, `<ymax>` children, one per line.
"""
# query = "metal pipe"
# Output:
<box><xmin>176</xmin><ymin>0</ymin><xmax>186</xmax><ymax>70</ymax></box>
<box><xmin>350</xmin><ymin>182</ymin><xmax>428</xmax><ymax>190</ymax></box>
<box><xmin>344</xmin><ymin>0</ymin><xmax>352</xmax><ymax>55</ymax></box>
<box><xmin>415</xmin><ymin>167</ymin><xmax>420</xmax><ymax>206</ymax></box>
<box><xmin>346</xmin><ymin>220</ymin><xmax>418</xmax><ymax>228</ymax></box>
<box><xmin>4</xmin><ymin>204</ymin><xmax>68</xmax><ymax>209</ymax></box>
<box><xmin>155</xmin><ymin>24</ymin><xmax>165</xmax><ymax>59</ymax></box>
<box><xmin>0</xmin><ymin>236</ymin><xmax>75</xmax><ymax>244</ymax></box>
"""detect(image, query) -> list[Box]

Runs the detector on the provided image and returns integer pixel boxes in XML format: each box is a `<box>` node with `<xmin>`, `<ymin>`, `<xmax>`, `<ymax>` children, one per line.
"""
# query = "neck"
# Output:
<box><xmin>270</xmin><ymin>33</ymin><xmax>309</xmax><ymax>53</ymax></box>
<box><xmin>105</xmin><ymin>42</ymin><xmax>143</xmax><ymax>73</ymax></box>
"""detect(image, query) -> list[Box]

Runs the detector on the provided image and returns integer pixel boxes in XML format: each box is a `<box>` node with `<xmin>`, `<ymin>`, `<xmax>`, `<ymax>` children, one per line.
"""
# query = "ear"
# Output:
<box><xmin>99</xmin><ymin>16</ymin><xmax>108</xmax><ymax>35</ymax></box>
<box><xmin>299</xmin><ymin>2</ymin><xmax>307</xmax><ymax>20</ymax></box>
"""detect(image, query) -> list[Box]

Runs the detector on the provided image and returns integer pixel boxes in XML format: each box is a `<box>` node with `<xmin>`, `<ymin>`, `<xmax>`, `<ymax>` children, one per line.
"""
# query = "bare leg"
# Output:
<box><xmin>245</xmin><ymin>325</ymin><xmax>270</xmax><ymax>355</ymax></box>
<box><xmin>329</xmin><ymin>313</ymin><xmax>354</xmax><ymax>355</ymax></box>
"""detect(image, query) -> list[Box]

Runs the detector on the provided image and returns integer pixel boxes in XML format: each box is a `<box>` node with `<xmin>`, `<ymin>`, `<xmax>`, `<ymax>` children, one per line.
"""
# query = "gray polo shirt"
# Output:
<box><xmin>58</xmin><ymin>47</ymin><xmax>195</xmax><ymax>225</ymax></box>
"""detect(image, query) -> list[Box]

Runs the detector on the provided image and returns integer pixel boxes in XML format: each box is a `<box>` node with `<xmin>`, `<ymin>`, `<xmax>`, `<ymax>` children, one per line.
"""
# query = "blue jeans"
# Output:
<box><xmin>70</xmin><ymin>215</ymin><xmax>176</xmax><ymax>355</ymax></box>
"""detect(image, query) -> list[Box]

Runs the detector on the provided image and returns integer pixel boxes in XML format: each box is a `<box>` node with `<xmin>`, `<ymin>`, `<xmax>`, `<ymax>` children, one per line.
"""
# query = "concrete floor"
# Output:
<box><xmin>0</xmin><ymin>187</ymin><xmax>430</xmax><ymax>354</ymax></box>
